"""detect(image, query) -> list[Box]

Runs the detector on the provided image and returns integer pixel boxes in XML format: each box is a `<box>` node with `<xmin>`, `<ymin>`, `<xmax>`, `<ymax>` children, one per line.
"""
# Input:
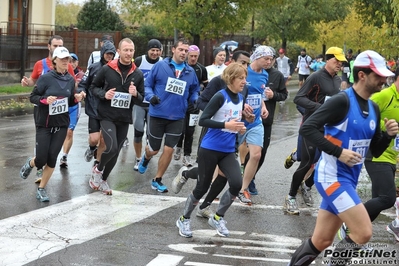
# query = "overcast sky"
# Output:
<box><xmin>61</xmin><ymin>0</ymin><xmax>85</xmax><ymax>4</ymax></box>
<box><xmin>60</xmin><ymin>0</ymin><xmax>119</xmax><ymax>7</ymax></box>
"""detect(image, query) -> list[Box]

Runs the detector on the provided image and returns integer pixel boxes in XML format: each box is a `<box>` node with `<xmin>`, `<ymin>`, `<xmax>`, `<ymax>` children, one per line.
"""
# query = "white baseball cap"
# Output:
<box><xmin>353</xmin><ymin>50</ymin><xmax>394</xmax><ymax>77</ymax></box>
<box><xmin>52</xmin><ymin>47</ymin><xmax>71</xmax><ymax>60</ymax></box>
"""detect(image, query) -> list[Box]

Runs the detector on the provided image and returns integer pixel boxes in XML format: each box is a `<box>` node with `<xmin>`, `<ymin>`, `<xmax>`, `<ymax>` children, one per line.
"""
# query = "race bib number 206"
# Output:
<box><xmin>111</xmin><ymin>92</ymin><xmax>132</xmax><ymax>109</ymax></box>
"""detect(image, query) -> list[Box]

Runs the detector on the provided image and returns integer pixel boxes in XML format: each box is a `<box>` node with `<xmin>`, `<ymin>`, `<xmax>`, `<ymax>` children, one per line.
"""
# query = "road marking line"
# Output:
<box><xmin>0</xmin><ymin>191</ymin><xmax>185</xmax><ymax>266</ymax></box>
<box><xmin>147</xmin><ymin>254</ymin><xmax>184</xmax><ymax>266</ymax></box>
<box><xmin>185</xmin><ymin>261</ymin><xmax>232</xmax><ymax>266</ymax></box>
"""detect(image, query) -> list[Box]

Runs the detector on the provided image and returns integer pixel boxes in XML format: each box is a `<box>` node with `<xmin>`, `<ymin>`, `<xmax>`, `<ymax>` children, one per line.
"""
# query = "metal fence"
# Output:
<box><xmin>0</xmin><ymin>22</ymin><xmax>254</xmax><ymax>72</ymax></box>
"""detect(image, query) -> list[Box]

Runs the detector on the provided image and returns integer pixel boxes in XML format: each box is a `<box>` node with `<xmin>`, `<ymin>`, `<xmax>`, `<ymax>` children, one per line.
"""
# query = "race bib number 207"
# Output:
<box><xmin>49</xmin><ymin>98</ymin><xmax>68</xmax><ymax>115</ymax></box>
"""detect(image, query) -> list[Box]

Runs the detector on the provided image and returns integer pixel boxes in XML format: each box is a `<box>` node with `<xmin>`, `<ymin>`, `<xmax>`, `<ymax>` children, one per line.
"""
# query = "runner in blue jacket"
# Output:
<box><xmin>138</xmin><ymin>39</ymin><xmax>200</xmax><ymax>193</ymax></box>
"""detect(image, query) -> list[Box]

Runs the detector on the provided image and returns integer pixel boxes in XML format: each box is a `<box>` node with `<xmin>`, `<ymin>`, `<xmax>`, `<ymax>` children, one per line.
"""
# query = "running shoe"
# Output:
<box><xmin>36</xmin><ymin>188</ymin><xmax>50</xmax><ymax>202</ymax></box>
<box><xmin>337</xmin><ymin>224</ymin><xmax>374</xmax><ymax>252</ymax></box>
<box><xmin>284</xmin><ymin>148</ymin><xmax>297</xmax><ymax>169</ymax></box>
<box><xmin>176</xmin><ymin>216</ymin><xmax>192</xmax><ymax>238</ymax></box>
<box><xmin>151</xmin><ymin>179</ymin><xmax>168</xmax><ymax>193</ymax></box>
<box><xmin>99</xmin><ymin>180</ymin><xmax>112</xmax><ymax>195</ymax></box>
<box><xmin>123</xmin><ymin>137</ymin><xmax>129</xmax><ymax>147</ymax></box>
<box><xmin>84</xmin><ymin>147</ymin><xmax>95</xmax><ymax>162</ymax></box>
<box><xmin>300</xmin><ymin>182</ymin><xmax>314</xmax><ymax>206</ymax></box>
<box><xmin>337</xmin><ymin>223</ymin><xmax>350</xmax><ymax>240</ymax></box>
<box><xmin>89</xmin><ymin>166</ymin><xmax>102</xmax><ymax>190</ymax></box>
<box><xmin>133</xmin><ymin>157</ymin><xmax>140</xmax><ymax>171</ymax></box>
<box><xmin>238</xmin><ymin>190</ymin><xmax>252</xmax><ymax>205</ymax></box>
<box><xmin>387</xmin><ymin>222</ymin><xmax>399</xmax><ymax>241</ymax></box>
<box><xmin>59</xmin><ymin>156</ymin><xmax>68</xmax><ymax>168</ymax></box>
<box><xmin>20</xmin><ymin>157</ymin><xmax>33</xmax><ymax>179</ymax></box>
<box><xmin>171</xmin><ymin>166</ymin><xmax>188</xmax><ymax>194</ymax></box>
<box><xmin>208</xmin><ymin>216</ymin><xmax>229</xmax><ymax>237</ymax></box>
<box><xmin>248</xmin><ymin>179</ymin><xmax>258</xmax><ymax>195</ymax></box>
<box><xmin>174</xmin><ymin>147</ymin><xmax>182</xmax><ymax>161</ymax></box>
<box><xmin>284</xmin><ymin>196</ymin><xmax>300</xmax><ymax>215</ymax></box>
<box><xmin>183</xmin><ymin>155</ymin><xmax>193</xmax><ymax>167</ymax></box>
<box><xmin>138</xmin><ymin>155</ymin><xmax>149</xmax><ymax>174</ymax></box>
<box><xmin>35</xmin><ymin>168</ymin><xmax>43</xmax><ymax>183</ymax></box>
<box><xmin>196</xmin><ymin>205</ymin><xmax>214</xmax><ymax>219</ymax></box>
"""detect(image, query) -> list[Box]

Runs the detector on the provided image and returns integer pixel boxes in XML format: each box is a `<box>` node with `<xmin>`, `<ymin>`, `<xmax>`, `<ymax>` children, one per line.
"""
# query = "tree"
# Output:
<box><xmin>354</xmin><ymin>0</ymin><xmax>399</xmax><ymax>44</ymax></box>
<box><xmin>55</xmin><ymin>1</ymin><xmax>82</xmax><ymax>27</ymax></box>
<box><xmin>120</xmin><ymin>0</ymin><xmax>260</xmax><ymax>45</ymax></box>
<box><xmin>77</xmin><ymin>0</ymin><xmax>125</xmax><ymax>31</ymax></box>
<box><xmin>254</xmin><ymin>0</ymin><xmax>352</xmax><ymax>50</ymax></box>
<box><xmin>298</xmin><ymin>6</ymin><xmax>399</xmax><ymax>59</ymax></box>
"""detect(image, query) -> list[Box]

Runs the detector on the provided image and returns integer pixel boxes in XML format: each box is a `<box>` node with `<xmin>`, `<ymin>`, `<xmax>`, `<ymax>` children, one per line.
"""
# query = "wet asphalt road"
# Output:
<box><xmin>0</xmin><ymin>87</ymin><xmax>398</xmax><ymax>266</ymax></box>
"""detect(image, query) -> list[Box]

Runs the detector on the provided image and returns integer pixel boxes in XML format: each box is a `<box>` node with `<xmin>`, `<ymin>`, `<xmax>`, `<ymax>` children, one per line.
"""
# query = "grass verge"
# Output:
<box><xmin>0</xmin><ymin>84</ymin><xmax>32</xmax><ymax>94</ymax></box>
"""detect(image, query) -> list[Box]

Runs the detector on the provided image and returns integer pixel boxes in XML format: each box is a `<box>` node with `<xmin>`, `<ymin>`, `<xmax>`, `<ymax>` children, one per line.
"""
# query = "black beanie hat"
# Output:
<box><xmin>213</xmin><ymin>47</ymin><xmax>225</xmax><ymax>59</ymax></box>
<box><xmin>148</xmin><ymin>39</ymin><xmax>162</xmax><ymax>50</ymax></box>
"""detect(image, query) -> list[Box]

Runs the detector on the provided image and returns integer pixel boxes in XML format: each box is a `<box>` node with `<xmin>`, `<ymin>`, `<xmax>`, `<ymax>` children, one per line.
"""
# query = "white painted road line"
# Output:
<box><xmin>0</xmin><ymin>192</ymin><xmax>185</xmax><ymax>266</ymax></box>
<box><xmin>147</xmin><ymin>254</ymin><xmax>184</xmax><ymax>266</ymax></box>
<box><xmin>0</xmin><ymin>191</ymin><xmax>395</xmax><ymax>266</ymax></box>
<box><xmin>168</xmin><ymin>230</ymin><xmax>319</xmax><ymax>265</ymax></box>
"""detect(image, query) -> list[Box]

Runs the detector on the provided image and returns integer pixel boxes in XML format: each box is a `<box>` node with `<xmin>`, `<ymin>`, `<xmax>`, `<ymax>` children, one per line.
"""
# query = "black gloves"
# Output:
<box><xmin>150</xmin><ymin>96</ymin><xmax>161</xmax><ymax>106</ymax></box>
<box><xmin>187</xmin><ymin>102</ymin><xmax>199</xmax><ymax>114</ymax></box>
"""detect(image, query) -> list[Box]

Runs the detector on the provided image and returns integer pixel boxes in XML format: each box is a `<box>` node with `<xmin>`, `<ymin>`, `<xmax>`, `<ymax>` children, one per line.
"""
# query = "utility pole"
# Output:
<box><xmin>174</xmin><ymin>0</ymin><xmax>179</xmax><ymax>43</ymax></box>
<box><xmin>20</xmin><ymin>0</ymin><xmax>28</xmax><ymax>80</ymax></box>
<box><xmin>251</xmin><ymin>12</ymin><xmax>255</xmax><ymax>48</ymax></box>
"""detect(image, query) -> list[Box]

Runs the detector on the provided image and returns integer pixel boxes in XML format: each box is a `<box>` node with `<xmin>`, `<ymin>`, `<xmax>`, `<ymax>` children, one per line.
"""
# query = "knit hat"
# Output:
<box><xmin>213</xmin><ymin>47</ymin><xmax>225</xmax><ymax>59</ymax></box>
<box><xmin>188</xmin><ymin>45</ymin><xmax>200</xmax><ymax>54</ymax></box>
<box><xmin>101</xmin><ymin>35</ymin><xmax>113</xmax><ymax>43</ymax></box>
<box><xmin>148</xmin><ymin>39</ymin><xmax>162</xmax><ymax>50</ymax></box>
<box><xmin>250</xmin><ymin>45</ymin><xmax>274</xmax><ymax>62</ymax></box>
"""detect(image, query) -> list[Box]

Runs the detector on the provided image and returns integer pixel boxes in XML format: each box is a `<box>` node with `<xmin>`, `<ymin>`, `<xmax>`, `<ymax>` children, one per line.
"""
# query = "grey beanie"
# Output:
<box><xmin>148</xmin><ymin>39</ymin><xmax>162</xmax><ymax>50</ymax></box>
<box><xmin>213</xmin><ymin>47</ymin><xmax>225</xmax><ymax>59</ymax></box>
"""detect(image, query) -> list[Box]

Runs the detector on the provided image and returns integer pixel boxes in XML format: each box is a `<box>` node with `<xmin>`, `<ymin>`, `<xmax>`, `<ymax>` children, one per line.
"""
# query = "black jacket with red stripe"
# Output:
<box><xmin>90</xmin><ymin>59</ymin><xmax>144</xmax><ymax>123</ymax></box>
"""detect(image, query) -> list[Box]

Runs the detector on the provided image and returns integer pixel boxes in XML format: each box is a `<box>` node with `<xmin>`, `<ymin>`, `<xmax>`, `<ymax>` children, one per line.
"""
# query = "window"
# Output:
<box><xmin>8</xmin><ymin>0</ymin><xmax>27</xmax><ymax>35</ymax></box>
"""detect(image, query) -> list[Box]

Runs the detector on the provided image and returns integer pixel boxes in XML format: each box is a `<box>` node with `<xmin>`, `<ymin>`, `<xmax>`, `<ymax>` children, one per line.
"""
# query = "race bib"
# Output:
<box><xmin>222</xmin><ymin>110</ymin><xmax>242</xmax><ymax>133</ymax></box>
<box><xmin>49</xmin><ymin>98</ymin><xmax>68</xmax><ymax>115</ymax></box>
<box><xmin>189</xmin><ymin>114</ymin><xmax>200</xmax><ymax>126</ymax></box>
<box><xmin>165</xmin><ymin>77</ymin><xmax>186</xmax><ymax>96</ymax></box>
<box><xmin>246</xmin><ymin>94</ymin><xmax>262</xmax><ymax>109</ymax></box>
<box><xmin>392</xmin><ymin>135</ymin><xmax>399</xmax><ymax>151</ymax></box>
<box><xmin>348</xmin><ymin>139</ymin><xmax>370</xmax><ymax>165</ymax></box>
<box><xmin>111</xmin><ymin>92</ymin><xmax>131</xmax><ymax>109</ymax></box>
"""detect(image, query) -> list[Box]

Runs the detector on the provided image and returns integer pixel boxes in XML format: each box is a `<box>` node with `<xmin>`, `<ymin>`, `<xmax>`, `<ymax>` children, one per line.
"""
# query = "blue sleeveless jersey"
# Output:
<box><xmin>315</xmin><ymin>88</ymin><xmax>377</xmax><ymax>186</ymax></box>
<box><xmin>201</xmin><ymin>89</ymin><xmax>243</xmax><ymax>153</ymax></box>
<box><xmin>245</xmin><ymin>66</ymin><xmax>268</xmax><ymax>129</ymax></box>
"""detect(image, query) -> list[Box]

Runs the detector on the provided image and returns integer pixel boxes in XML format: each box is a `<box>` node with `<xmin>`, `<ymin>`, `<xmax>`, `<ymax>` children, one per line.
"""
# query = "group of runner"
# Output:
<box><xmin>17</xmin><ymin>34</ymin><xmax>399</xmax><ymax>265</ymax></box>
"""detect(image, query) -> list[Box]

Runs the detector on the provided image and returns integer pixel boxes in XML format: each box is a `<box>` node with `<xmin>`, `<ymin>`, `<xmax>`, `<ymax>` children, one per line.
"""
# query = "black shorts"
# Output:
<box><xmin>147</xmin><ymin>116</ymin><xmax>184</xmax><ymax>151</ymax></box>
<box><xmin>298</xmin><ymin>74</ymin><xmax>309</xmax><ymax>81</ymax></box>
<box><xmin>88</xmin><ymin>117</ymin><xmax>101</xmax><ymax>134</ymax></box>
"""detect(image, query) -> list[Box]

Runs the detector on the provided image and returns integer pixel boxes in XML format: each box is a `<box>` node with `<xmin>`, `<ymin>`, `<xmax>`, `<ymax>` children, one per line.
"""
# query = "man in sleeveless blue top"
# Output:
<box><xmin>287</xmin><ymin>50</ymin><xmax>398</xmax><ymax>266</ymax></box>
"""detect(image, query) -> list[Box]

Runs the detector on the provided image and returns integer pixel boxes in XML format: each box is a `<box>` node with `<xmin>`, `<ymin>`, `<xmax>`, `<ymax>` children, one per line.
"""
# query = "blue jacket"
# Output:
<box><xmin>144</xmin><ymin>57</ymin><xmax>200</xmax><ymax>120</ymax></box>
